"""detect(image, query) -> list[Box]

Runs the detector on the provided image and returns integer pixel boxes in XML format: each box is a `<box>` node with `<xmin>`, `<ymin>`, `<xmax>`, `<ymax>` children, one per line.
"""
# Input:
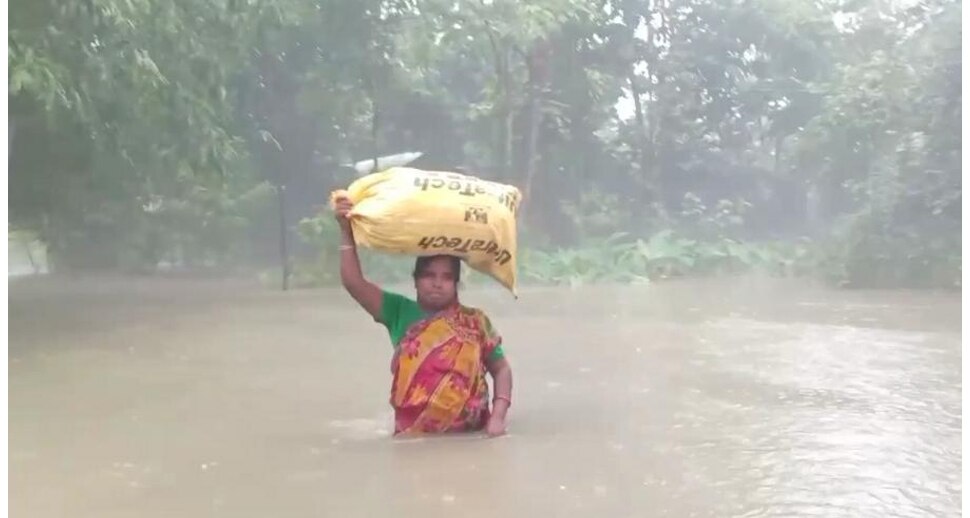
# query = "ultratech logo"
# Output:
<box><xmin>412</xmin><ymin>174</ymin><xmax>519</xmax><ymax>214</ymax></box>
<box><xmin>416</xmin><ymin>237</ymin><xmax>512</xmax><ymax>265</ymax></box>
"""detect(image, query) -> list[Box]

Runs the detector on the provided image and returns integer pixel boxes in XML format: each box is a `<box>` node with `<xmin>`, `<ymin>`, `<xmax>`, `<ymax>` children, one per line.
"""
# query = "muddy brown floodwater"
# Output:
<box><xmin>9</xmin><ymin>275</ymin><xmax>961</xmax><ymax>517</ymax></box>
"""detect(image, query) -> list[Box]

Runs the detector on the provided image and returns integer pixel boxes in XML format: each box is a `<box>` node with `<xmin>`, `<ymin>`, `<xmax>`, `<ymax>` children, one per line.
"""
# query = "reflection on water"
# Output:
<box><xmin>9</xmin><ymin>276</ymin><xmax>961</xmax><ymax>517</ymax></box>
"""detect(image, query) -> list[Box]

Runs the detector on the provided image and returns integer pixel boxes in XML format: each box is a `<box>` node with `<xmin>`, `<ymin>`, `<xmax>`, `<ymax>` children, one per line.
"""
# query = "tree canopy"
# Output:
<box><xmin>9</xmin><ymin>0</ymin><xmax>961</xmax><ymax>287</ymax></box>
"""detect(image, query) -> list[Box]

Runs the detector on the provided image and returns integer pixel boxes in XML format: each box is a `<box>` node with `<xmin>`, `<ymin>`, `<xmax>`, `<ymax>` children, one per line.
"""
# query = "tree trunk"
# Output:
<box><xmin>482</xmin><ymin>26</ymin><xmax>514</xmax><ymax>182</ymax></box>
<box><xmin>501</xmin><ymin>47</ymin><xmax>514</xmax><ymax>182</ymax></box>
<box><xmin>648</xmin><ymin>0</ymin><xmax>668</xmax><ymax>219</ymax></box>
<box><xmin>629</xmin><ymin>73</ymin><xmax>649</xmax><ymax>175</ymax></box>
<box><xmin>522</xmin><ymin>40</ymin><xmax>551</xmax><ymax>207</ymax></box>
<box><xmin>277</xmin><ymin>184</ymin><xmax>289</xmax><ymax>291</ymax></box>
<box><xmin>371</xmin><ymin>94</ymin><xmax>380</xmax><ymax>173</ymax></box>
<box><xmin>629</xmin><ymin>8</ymin><xmax>663</xmax><ymax>220</ymax></box>
<box><xmin>8</xmin><ymin>117</ymin><xmax>15</xmax><ymax>160</ymax></box>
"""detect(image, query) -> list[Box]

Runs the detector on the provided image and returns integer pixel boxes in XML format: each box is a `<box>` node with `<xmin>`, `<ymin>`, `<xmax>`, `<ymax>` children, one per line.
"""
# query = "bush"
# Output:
<box><xmin>519</xmin><ymin>230</ymin><xmax>807</xmax><ymax>287</ymax></box>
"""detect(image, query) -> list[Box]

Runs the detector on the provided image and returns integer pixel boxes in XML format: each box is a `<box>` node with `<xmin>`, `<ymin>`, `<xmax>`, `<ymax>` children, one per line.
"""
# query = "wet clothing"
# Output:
<box><xmin>380</xmin><ymin>291</ymin><xmax>505</xmax><ymax>361</ymax></box>
<box><xmin>381</xmin><ymin>291</ymin><xmax>504</xmax><ymax>434</ymax></box>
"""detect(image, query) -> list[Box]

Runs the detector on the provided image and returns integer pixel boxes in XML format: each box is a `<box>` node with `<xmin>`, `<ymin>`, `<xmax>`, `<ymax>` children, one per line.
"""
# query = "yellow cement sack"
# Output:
<box><xmin>330</xmin><ymin>167</ymin><xmax>521</xmax><ymax>295</ymax></box>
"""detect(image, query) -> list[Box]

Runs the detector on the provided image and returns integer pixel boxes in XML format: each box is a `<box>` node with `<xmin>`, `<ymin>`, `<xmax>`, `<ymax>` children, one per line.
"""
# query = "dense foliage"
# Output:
<box><xmin>9</xmin><ymin>0</ymin><xmax>961</xmax><ymax>288</ymax></box>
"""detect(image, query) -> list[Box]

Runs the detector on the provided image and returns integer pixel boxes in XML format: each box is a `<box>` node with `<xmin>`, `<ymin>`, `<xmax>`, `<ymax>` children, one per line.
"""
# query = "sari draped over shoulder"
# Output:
<box><xmin>390</xmin><ymin>305</ymin><xmax>500</xmax><ymax>435</ymax></box>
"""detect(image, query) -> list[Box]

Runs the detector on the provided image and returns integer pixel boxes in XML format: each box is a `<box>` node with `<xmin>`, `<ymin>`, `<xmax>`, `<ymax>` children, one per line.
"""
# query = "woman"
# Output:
<box><xmin>333</xmin><ymin>195</ymin><xmax>513</xmax><ymax>437</ymax></box>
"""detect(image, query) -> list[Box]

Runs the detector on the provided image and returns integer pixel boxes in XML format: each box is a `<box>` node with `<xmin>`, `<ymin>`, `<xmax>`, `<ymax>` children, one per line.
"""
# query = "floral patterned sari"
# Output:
<box><xmin>390</xmin><ymin>305</ymin><xmax>500</xmax><ymax>435</ymax></box>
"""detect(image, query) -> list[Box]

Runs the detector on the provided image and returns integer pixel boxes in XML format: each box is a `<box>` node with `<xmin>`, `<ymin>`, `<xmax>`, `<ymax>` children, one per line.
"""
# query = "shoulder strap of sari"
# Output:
<box><xmin>449</xmin><ymin>306</ymin><xmax>501</xmax><ymax>360</ymax></box>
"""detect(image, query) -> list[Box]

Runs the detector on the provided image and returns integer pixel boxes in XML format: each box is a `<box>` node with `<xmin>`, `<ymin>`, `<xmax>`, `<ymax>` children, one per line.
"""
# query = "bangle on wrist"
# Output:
<box><xmin>493</xmin><ymin>395</ymin><xmax>511</xmax><ymax>407</ymax></box>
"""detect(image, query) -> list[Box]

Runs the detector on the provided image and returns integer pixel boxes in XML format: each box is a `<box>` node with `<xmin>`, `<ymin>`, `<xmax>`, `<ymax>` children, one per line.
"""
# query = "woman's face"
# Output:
<box><xmin>414</xmin><ymin>256</ymin><xmax>458</xmax><ymax>311</ymax></box>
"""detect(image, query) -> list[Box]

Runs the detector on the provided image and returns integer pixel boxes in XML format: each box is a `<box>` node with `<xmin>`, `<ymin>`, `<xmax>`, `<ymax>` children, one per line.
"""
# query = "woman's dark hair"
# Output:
<box><xmin>413</xmin><ymin>255</ymin><xmax>461</xmax><ymax>282</ymax></box>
